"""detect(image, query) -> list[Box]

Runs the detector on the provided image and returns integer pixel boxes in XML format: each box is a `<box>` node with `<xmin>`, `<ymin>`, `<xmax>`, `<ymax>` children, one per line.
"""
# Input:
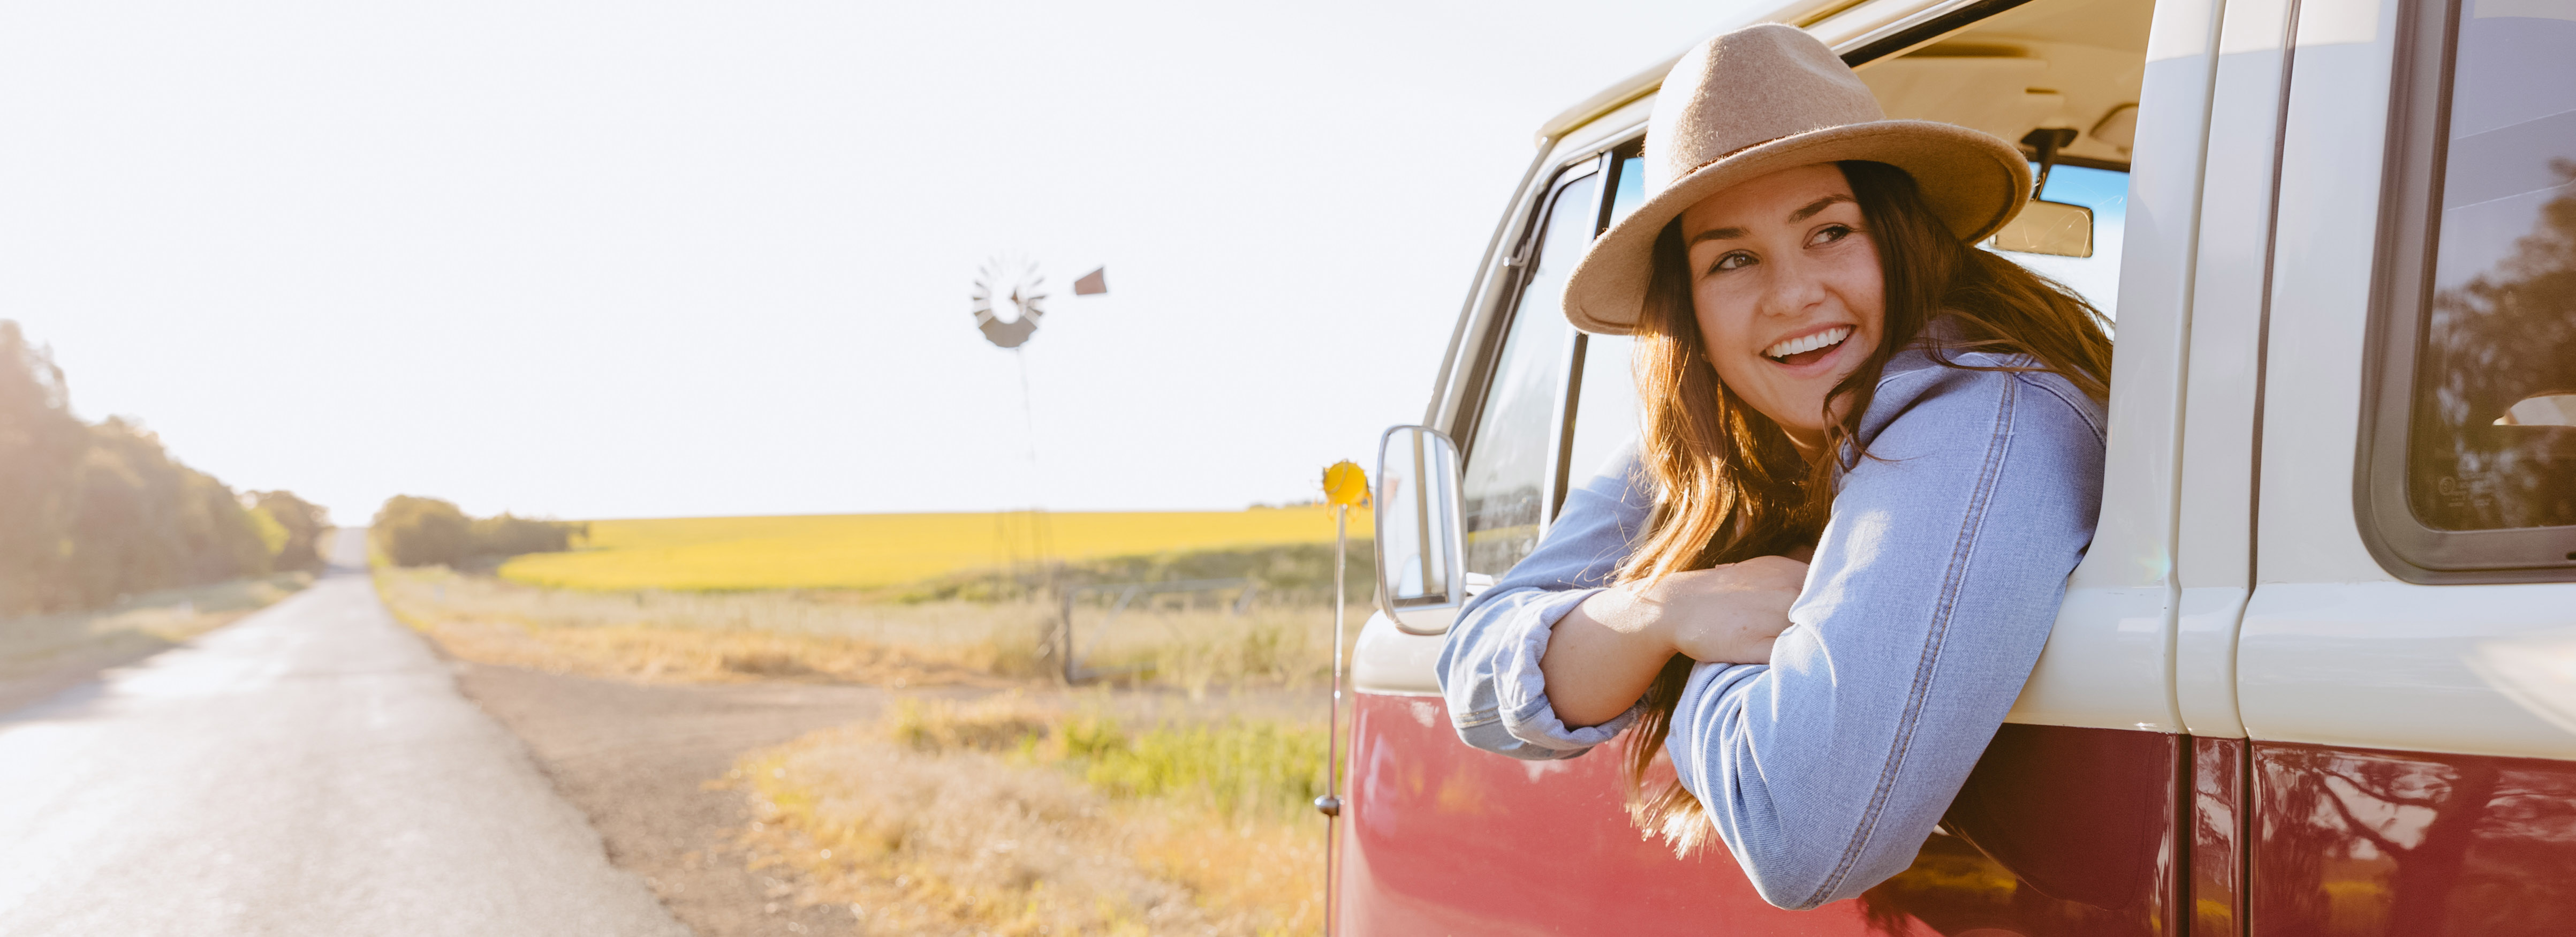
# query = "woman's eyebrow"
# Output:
<box><xmin>1687</xmin><ymin>194</ymin><xmax>1857</xmax><ymax>246</ymax></box>
<box><xmin>1687</xmin><ymin>225</ymin><xmax>1750</xmax><ymax>246</ymax></box>
<box><xmin>1787</xmin><ymin>194</ymin><xmax>1854</xmax><ymax>223</ymax></box>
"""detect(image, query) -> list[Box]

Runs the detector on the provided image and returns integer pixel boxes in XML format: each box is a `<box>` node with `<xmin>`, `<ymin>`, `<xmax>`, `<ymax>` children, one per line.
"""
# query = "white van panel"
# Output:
<box><xmin>2239</xmin><ymin>581</ymin><xmax>2576</xmax><ymax>760</ymax></box>
<box><xmin>1352</xmin><ymin>610</ymin><xmax>1447</xmax><ymax>696</ymax></box>
<box><xmin>2007</xmin><ymin>0</ymin><xmax>2222</xmax><ymax>732</ymax></box>
<box><xmin>2172</xmin><ymin>0</ymin><xmax>2300</xmax><ymax>738</ymax></box>
<box><xmin>2251</xmin><ymin>0</ymin><xmax>2399</xmax><ymax>587</ymax></box>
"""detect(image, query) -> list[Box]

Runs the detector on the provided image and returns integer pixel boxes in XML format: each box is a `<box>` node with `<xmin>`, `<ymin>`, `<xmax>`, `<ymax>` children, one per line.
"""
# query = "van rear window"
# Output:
<box><xmin>2403</xmin><ymin>2</ymin><xmax>2576</xmax><ymax>533</ymax></box>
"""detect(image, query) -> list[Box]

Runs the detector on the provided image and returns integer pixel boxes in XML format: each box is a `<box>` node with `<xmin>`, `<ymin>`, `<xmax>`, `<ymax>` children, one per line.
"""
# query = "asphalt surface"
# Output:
<box><xmin>0</xmin><ymin>534</ymin><xmax>690</xmax><ymax>937</ymax></box>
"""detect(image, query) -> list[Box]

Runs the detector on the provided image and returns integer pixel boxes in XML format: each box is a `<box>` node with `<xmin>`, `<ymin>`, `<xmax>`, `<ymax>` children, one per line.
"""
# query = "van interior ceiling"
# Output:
<box><xmin>1852</xmin><ymin>0</ymin><xmax>2155</xmax><ymax>170</ymax></box>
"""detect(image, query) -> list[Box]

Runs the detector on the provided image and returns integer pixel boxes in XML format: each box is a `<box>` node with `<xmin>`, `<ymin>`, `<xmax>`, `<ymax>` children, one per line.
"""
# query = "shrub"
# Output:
<box><xmin>373</xmin><ymin>496</ymin><xmax>472</xmax><ymax>567</ymax></box>
<box><xmin>470</xmin><ymin>513</ymin><xmax>585</xmax><ymax>556</ymax></box>
<box><xmin>373</xmin><ymin>498</ymin><xmax>589</xmax><ymax>568</ymax></box>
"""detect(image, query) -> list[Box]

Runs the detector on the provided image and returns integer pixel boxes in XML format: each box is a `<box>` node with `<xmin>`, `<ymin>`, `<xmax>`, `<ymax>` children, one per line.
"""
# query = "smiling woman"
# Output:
<box><xmin>1436</xmin><ymin>23</ymin><xmax>2114</xmax><ymax>910</ymax></box>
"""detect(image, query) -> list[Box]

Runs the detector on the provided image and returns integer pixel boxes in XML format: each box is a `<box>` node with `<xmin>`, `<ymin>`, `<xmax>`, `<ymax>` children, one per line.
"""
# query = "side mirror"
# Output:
<box><xmin>1991</xmin><ymin>199</ymin><xmax>2095</xmax><ymax>258</ymax></box>
<box><xmin>1374</xmin><ymin>425</ymin><xmax>1467</xmax><ymax>635</ymax></box>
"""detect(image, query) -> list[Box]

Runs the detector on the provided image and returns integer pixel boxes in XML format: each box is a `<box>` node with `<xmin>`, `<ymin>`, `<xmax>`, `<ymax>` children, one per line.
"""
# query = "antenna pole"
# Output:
<box><xmin>1319</xmin><ymin>503</ymin><xmax>1348</xmax><ymax>934</ymax></box>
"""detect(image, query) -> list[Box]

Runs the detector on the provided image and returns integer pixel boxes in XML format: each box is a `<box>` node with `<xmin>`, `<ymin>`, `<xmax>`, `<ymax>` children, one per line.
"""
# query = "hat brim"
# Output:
<box><xmin>1562</xmin><ymin>120</ymin><xmax>2031</xmax><ymax>335</ymax></box>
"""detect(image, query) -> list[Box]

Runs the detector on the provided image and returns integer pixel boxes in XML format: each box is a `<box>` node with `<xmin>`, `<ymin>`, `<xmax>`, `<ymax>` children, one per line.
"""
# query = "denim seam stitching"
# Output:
<box><xmin>1801</xmin><ymin>374</ymin><xmax>2018</xmax><ymax>907</ymax></box>
<box><xmin>2014</xmin><ymin>372</ymin><xmax>2107</xmax><ymax>444</ymax></box>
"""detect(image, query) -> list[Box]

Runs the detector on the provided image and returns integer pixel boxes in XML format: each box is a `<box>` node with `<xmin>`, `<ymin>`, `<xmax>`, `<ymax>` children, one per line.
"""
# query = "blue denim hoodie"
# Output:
<box><xmin>1434</xmin><ymin>340</ymin><xmax>2107</xmax><ymax>910</ymax></box>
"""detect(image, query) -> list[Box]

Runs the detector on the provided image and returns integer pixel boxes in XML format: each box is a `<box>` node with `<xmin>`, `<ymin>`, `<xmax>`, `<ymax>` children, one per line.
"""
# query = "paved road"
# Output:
<box><xmin>0</xmin><ymin>533</ymin><xmax>689</xmax><ymax>936</ymax></box>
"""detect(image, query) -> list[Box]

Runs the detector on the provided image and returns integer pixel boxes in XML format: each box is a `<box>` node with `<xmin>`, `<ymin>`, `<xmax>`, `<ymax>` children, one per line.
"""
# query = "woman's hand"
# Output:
<box><xmin>1640</xmin><ymin>555</ymin><xmax>1810</xmax><ymax>664</ymax></box>
<box><xmin>1539</xmin><ymin>554</ymin><xmax>1811</xmax><ymax>728</ymax></box>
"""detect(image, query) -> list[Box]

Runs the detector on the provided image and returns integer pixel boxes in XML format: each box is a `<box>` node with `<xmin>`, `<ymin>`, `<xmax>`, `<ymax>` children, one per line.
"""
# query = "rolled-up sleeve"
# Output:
<box><xmin>1667</xmin><ymin>367</ymin><xmax>2107</xmax><ymax>910</ymax></box>
<box><xmin>1435</xmin><ymin>445</ymin><xmax>1654</xmax><ymax>761</ymax></box>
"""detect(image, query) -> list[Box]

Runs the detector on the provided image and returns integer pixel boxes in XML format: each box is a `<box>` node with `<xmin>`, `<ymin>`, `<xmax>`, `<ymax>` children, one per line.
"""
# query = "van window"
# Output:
<box><xmin>1991</xmin><ymin>162</ymin><xmax>2130</xmax><ymax>320</ymax></box>
<box><xmin>1560</xmin><ymin>146</ymin><xmax>1651</xmax><ymax>513</ymax></box>
<box><xmin>1460</xmin><ymin>169</ymin><xmax>1596</xmax><ymax>577</ymax></box>
<box><xmin>2401</xmin><ymin>1</ymin><xmax>2576</xmax><ymax>533</ymax></box>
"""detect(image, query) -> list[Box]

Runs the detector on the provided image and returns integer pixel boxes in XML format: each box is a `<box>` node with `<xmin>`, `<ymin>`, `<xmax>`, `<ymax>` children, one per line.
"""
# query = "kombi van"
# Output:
<box><xmin>1342</xmin><ymin>0</ymin><xmax>2576</xmax><ymax>932</ymax></box>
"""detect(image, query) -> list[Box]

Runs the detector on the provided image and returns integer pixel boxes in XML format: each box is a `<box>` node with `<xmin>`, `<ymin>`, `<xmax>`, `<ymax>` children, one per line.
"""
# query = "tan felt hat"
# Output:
<box><xmin>1563</xmin><ymin>24</ymin><xmax>2032</xmax><ymax>335</ymax></box>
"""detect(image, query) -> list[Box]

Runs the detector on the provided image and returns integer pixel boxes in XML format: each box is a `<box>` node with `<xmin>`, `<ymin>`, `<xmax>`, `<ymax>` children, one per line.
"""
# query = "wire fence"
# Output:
<box><xmin>1050</xmin><ymin>578</ymin><xmax>1260</xmax><ymax>684</ymax></box>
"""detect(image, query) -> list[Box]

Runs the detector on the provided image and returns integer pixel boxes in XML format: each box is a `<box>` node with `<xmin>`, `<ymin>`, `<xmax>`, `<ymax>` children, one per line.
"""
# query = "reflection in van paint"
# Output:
<box><xmin>2253</xmin><ymin>742</ymin><xmax>2576</xmax><ymax>936</ymax></box>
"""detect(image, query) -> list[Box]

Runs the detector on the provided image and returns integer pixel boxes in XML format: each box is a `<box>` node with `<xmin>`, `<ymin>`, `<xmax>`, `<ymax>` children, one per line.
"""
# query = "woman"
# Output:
<box><xmin>1435</xmin><ymin>24</ymin><xmax>2112</xmax><ymax>911</ymax></box>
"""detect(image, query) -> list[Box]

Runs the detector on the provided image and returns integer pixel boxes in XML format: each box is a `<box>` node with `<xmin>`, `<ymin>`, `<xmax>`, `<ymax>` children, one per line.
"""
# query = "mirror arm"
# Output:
<box><xmin>2021</xmin><ymin>127</ymin><xmax>2079</xmax><ymax>198</ymax></box>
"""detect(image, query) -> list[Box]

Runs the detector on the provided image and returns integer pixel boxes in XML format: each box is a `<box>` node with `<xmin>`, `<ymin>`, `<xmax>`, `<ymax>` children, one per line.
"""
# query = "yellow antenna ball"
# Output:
<box><xmin>1322</xmin><ymin>461</ymin><xmax>1368</xmax><ymax>508</ymax></box>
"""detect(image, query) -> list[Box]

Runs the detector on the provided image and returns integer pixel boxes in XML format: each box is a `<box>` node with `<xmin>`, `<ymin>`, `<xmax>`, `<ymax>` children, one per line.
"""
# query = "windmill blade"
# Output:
<box><xmin>1073</xmin><ymin>267</ymin><xmax>1108</xmax><ymax>296</ymax></box>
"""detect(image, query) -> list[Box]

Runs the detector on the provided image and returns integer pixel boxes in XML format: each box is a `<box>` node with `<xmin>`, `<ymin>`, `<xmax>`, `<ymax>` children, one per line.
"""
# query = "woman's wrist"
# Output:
<box><xmin>1542</xmin><ymin>584</ymin><xmax>1680</xmax><ymax>728</ymax></box>
<box><xmin>1574</xmin><ymin>581</ymin><xmax>1677</xmax><ymax>655</ymax></box>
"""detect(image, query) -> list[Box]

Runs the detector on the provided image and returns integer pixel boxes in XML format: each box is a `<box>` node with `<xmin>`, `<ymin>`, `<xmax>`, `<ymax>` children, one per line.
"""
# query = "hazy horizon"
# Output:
<box><xmin>4</xmin><ymin>1</ymin><xmax>1757</xmax><ymax>523</ymax></box>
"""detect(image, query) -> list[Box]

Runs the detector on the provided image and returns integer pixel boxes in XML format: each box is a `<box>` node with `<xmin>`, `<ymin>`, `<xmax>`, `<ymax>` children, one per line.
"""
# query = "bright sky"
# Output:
<box><xmin>1</xmin><ymin>1</ymin><xmax>1760</xmax><ymax>524</ymax></box>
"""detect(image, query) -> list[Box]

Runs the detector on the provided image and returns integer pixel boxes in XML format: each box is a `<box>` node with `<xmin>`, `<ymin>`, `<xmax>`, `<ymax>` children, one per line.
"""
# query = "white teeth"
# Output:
<box><xmin>1764</xmin><ymin>326</ymin><xmax>1852</xmax><ymax>361</ymax></box>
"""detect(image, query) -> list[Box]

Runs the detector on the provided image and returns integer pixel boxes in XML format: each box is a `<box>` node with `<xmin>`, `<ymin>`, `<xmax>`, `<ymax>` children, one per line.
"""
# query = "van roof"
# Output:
<box><xmin>1533</xmin><ymin>0</ymin><xmax>1937</xmax><ymax>145</ymax></box>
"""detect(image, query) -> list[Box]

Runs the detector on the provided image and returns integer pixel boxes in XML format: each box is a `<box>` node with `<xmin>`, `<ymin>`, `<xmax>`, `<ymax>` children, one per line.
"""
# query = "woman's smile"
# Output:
<box><xmin>1759</xmin><ymin>323</ymin><xmax>1857</xmax><ymax>369</ymax></box>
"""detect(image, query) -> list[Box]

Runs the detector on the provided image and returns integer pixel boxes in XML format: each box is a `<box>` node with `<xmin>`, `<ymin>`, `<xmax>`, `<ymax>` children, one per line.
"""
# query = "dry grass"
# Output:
<box><xmin>0</xmin><ymin>574</ymin><xmax>311</xmax><ymax>668</ymax></box>
<box><xmin>496</xmin><ymin>506</ymin><xmax>1372</xmax><ymax>593</ymax></box>
<box><xmin>729</xmin><ymin>694</ymin><xmax>1326</xmax><ymax>936</ymax></box>
<box><xmin>375</xmin><ymin>564</ymin><xmax>1358</xmax><ymax>694</ymax></box>
<box><xmin>0</xmin><ymin>574</ymin><xmax>312</xmax><ymax>708</ymax></box>
<box><xmin>373</xmin><ymin>561</ymin><xmax>1359</xmax><ymax>934</ymax></box>
<box><xmin>375</xmin><ymin>565</ymin><xmax>1050</xmax><ymax>686</ymax></box>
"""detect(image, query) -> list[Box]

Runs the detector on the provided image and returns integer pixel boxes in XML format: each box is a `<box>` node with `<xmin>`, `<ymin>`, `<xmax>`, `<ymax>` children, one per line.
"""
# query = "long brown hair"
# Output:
<box><xmin>1617</xmin><ymin>160</ymin><xmax>2113</xmax><ymax>852</ymax></box>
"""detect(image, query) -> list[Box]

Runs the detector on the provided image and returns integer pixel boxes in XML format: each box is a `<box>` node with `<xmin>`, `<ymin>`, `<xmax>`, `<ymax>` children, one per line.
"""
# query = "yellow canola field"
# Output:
<box><xmin>495</xmin><ymin>505</ymin><xmax>1373</xmax><ymax>592</ymax></box>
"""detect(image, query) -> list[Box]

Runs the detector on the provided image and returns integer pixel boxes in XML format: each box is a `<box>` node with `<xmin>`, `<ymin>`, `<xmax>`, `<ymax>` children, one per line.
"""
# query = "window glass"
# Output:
<box><xmin>1460</xmin><ymin>170</ymin><xmax>1596</xmax><ymax>576</ymax></box>
<box><xmin>1608</xmin><ymin>152</ymin><xmax>1648</xmax><ymax>226</ymax></box>
<box><xmin>1565</xmin><ymin>333</ymin><xmax>1641</xmax><ymax>498</ymax></box>
<box><xmin>1559</xmin><ymin>150</ymin><xmax>1648</xmax><ymax>510</ymax></box>
<box><xmin>2405</xmin><ymin>4</ymin><xmax>2576</xmax><ymax>531</ymax></box>
<box><xmin>1989</xmin><ymin>163</ymin><xmax>2130</xmax><ymax>320</ymax></box>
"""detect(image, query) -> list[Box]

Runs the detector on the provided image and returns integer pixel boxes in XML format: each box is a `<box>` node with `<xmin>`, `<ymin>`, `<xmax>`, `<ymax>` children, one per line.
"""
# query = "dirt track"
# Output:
<box><xmin>447</xmin><ymin>654</ymin><xmax>1334</xmax><ymax>936</ymax></box>
<box><xmin>447</xmin><ymin>662</ymin><xmax>980</xmax><ymax>936</ymax></box>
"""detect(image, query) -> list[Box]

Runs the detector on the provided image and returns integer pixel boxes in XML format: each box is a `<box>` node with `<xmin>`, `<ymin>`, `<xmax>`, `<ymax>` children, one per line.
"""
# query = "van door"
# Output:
<box><xmin>1336</xmin><ymin>0</ymin><xmax>2232</xmax><ymax>932</ymax></box>
<box><xmin>2233</xmin><ymin>0</ymin><xmax>2576</xmax><ymax>931</ymax></box>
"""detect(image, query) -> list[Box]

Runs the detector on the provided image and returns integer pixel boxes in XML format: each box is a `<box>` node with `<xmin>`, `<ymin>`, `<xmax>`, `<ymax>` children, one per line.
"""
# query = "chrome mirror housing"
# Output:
<box><xmin>1374</xmin><ymin>425</ymin><xmax>1467</xmax><ymax>635</ymax></box>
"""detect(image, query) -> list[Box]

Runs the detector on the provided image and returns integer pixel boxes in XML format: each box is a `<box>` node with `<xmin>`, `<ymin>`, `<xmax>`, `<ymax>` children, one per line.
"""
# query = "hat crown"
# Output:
<box><xmin>1645</xmin><ymin>25</ymin><xmax>1886</xmax><ymax>192</ymax></box>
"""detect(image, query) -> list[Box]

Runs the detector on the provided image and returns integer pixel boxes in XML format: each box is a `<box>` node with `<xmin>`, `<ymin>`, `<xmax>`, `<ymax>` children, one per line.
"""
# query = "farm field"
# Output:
<box><xmin>496</xmin><ymin>504</ymin><xmax>1372</xmax><ymax>592</ymax></box>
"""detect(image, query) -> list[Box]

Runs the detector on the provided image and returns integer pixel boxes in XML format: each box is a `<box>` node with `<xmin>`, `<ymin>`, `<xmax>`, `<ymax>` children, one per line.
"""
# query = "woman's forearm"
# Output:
<box><xmin>1539</xmin><ymin>587</ymin><xmax>1675</xmax><ymax>728</ymax></box>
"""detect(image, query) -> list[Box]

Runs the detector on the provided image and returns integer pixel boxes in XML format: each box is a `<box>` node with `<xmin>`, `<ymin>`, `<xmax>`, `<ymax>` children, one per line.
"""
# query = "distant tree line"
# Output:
<box><xmin>0</xmin><ymin>321</ymin><xmax>328</xmax><ymax>617</ymax></box>
<box><xmin>371</xmin><ymin>495</ymin><xmax>586</xmax><ymax>568</ymax></box>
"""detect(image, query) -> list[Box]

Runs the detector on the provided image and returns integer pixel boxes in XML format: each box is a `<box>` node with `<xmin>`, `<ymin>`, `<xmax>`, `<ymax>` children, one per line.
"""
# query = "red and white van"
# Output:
<box><xmin>1344</xmin><ymin>0</ymin><xmax>2576</xmax><ymax>932</ymax></box>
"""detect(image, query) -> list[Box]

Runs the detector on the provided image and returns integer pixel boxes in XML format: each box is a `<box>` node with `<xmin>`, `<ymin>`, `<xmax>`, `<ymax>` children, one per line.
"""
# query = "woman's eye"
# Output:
<box><xmin>1712</xmin><ymin>251</ymin><xmax>1755</xmax><ymax>273</ymax></box>
<box><xmin>1809</xmin><ymin>224</ymin><xmax>1854</xmax><ymax>247</ymax></box>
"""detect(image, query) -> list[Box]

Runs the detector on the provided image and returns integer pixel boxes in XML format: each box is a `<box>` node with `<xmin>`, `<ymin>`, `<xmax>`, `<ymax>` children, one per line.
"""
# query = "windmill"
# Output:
<box><xmin>967</xmin><ymin>257</ymin><xmax>1107</xmax><ymax>599</ymax></box>
<box><xmin>970</xmin><ymin>257</ymin><xmax>1048</xmax><ymax>349</ymax></box>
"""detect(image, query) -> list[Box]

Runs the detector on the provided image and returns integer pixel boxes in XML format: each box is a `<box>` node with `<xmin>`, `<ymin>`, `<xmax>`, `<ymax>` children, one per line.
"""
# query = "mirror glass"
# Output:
<box><xmin>1375</xmin><ymin>426</ymin><xmax>1463</xmax><ymax>622</ymax></box>
<box><xmin>1991</xmin><ymin>199</ymin><xmax>2094</xmax><ymax>258</ymax></box>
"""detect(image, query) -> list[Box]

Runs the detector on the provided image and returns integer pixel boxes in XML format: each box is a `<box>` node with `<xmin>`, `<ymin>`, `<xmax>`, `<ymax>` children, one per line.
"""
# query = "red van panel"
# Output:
<box><xmin>2251</xmin><ymin>742</ymin><xmax>2576</xmax><ymax>936</ymax></box>
<box><xmin>1336</xmin><ymin>691</ymin><xmax>2181</xmax><ymax>936</ymax></box>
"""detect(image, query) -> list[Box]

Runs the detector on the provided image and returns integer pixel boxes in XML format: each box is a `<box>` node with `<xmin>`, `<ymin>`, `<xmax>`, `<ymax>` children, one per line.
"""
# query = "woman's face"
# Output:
<box><xmin>1678</xmin><ymin>163</ymin><xmax>1886</xmax><ymax>455</ymax></box>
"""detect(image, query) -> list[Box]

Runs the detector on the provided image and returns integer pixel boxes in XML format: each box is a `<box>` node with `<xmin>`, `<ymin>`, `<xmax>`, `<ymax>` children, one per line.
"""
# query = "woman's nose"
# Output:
<box><xmin>1759</xmin><ymin>254</ymin><xmax>1827</xmax><ymax>316</ymax></box>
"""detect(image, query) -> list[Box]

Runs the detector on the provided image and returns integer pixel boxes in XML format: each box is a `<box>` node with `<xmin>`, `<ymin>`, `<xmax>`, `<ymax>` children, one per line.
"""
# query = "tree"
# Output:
<box><xmin>0</xmin><ymin>320</ymin><xmax>323</xmax><ymax>616</ymax></box>
<box><xmin>0</xmin><ymin>323</ymin><xmax>86</xmax><ymax>614</ymax></box>
<box><xmin>250</xmin><ymin>490</ymin><xmax>330</xmax><ymax>572</ymax></box>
